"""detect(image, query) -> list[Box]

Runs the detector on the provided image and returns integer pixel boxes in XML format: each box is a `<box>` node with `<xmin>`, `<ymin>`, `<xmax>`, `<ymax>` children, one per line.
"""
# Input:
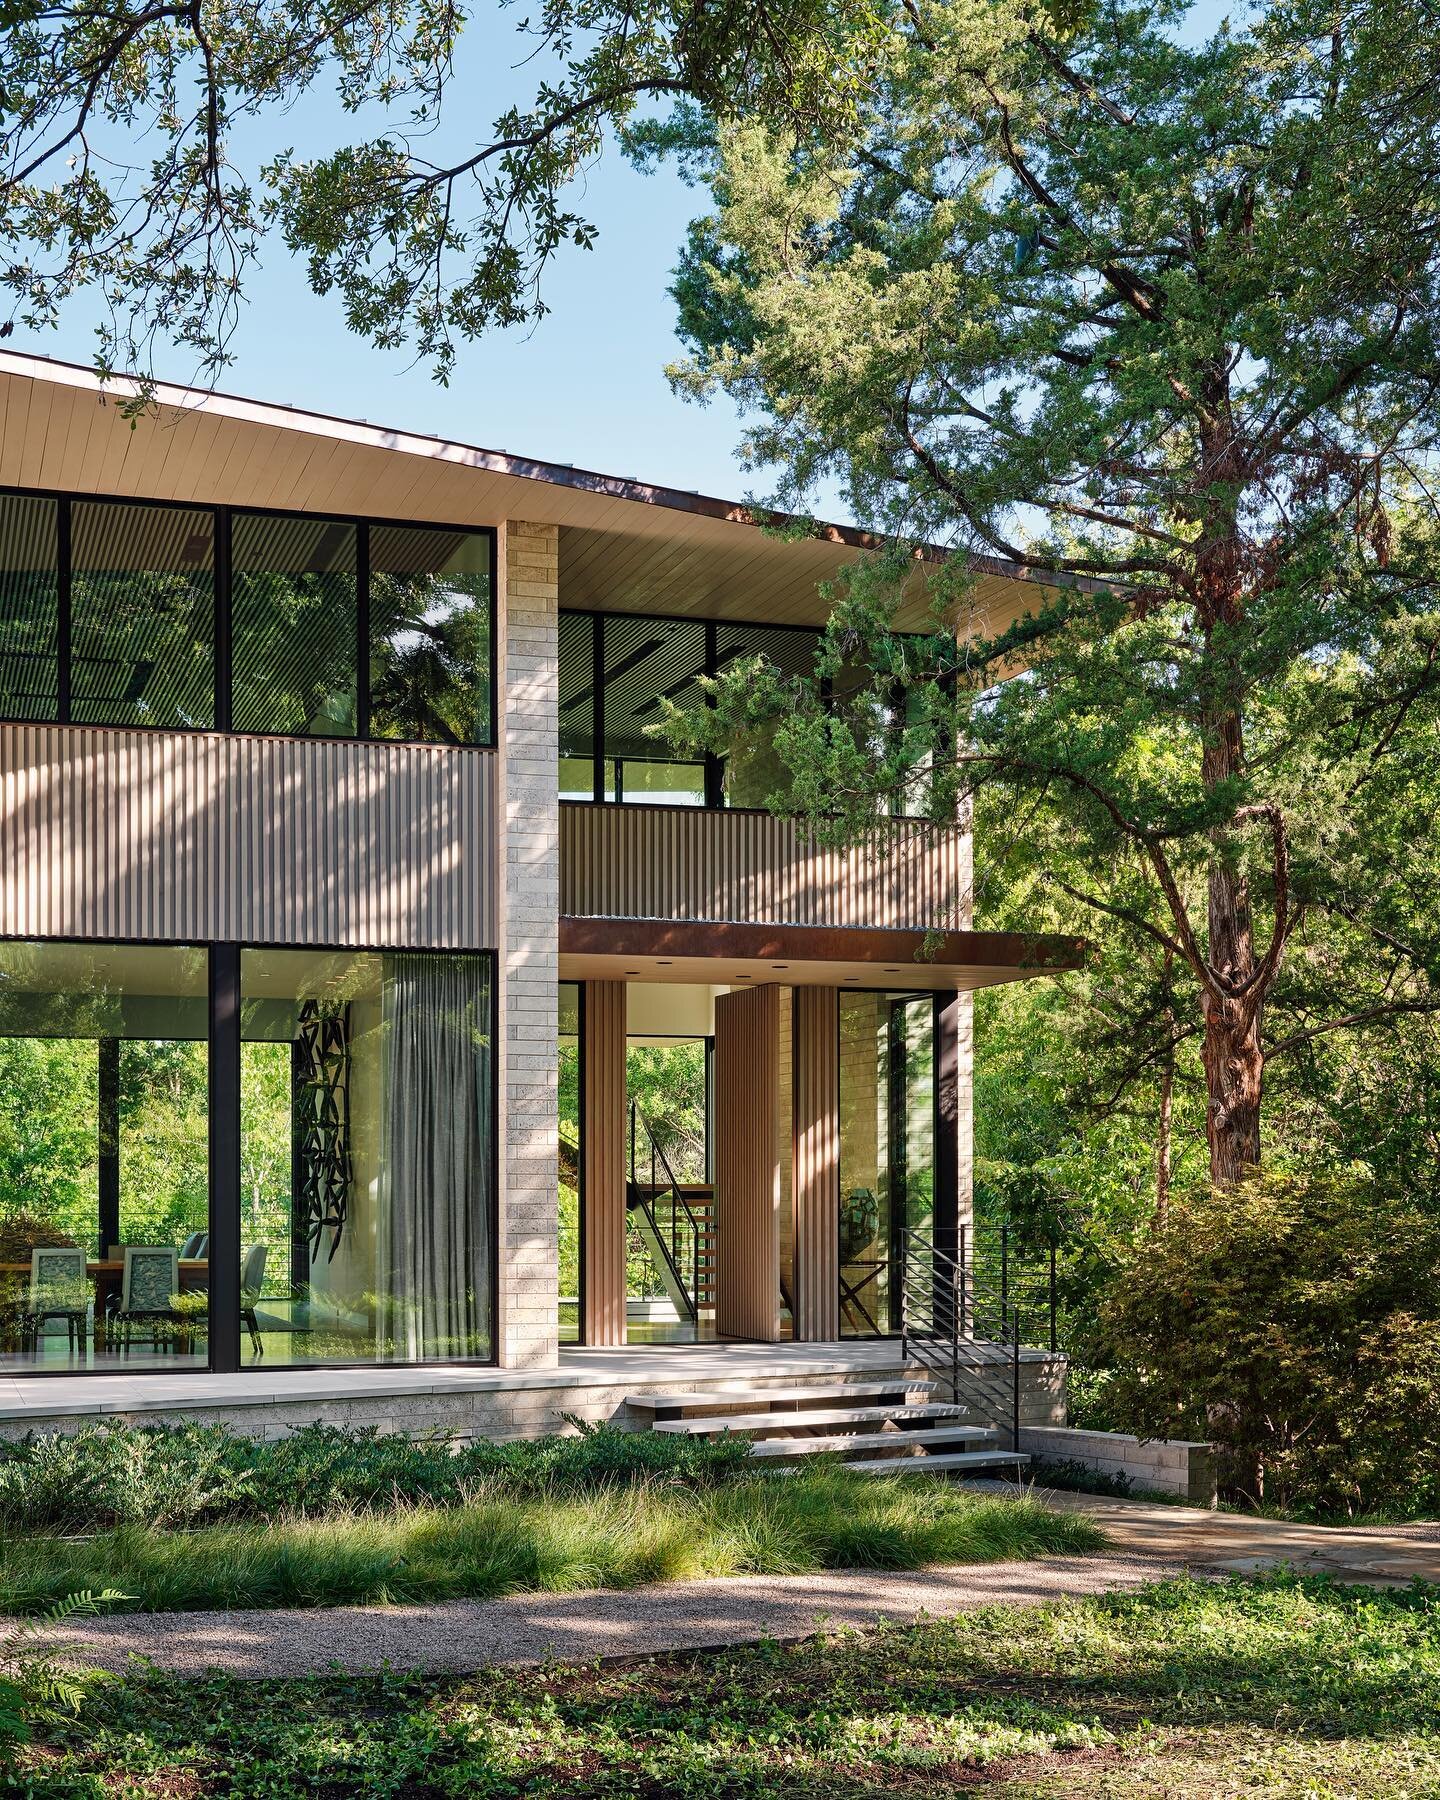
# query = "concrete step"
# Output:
<box><xmin>842</xmin><ymin>1450</ymin><xmax>1030</xmax><ymax>1476</ymax></box>
<box><xmin>653</xmin><ymin>1403</ymin><xmax>968</xmax><ymax>1438</ymax></box>
<box><xmin>750</xmin><ymin>1424</ymin><xmax>996</xmax><ymax>1459</ymax></box>
<box><xmin>627</xmin><ymin>1381</ymin><xmax>937</xmax><ymax>1414</ymax></box>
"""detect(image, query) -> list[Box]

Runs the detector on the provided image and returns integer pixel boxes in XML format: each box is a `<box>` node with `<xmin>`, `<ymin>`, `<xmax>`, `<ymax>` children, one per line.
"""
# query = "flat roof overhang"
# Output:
<box><xmin>559</xmin><ymin>918</ymin><xmax>1084</xmax><ymax>991</ymax></box>
<box><xmin>0</xmin><ymin>350</ymin><xmax>1100</xmax><ymax>635</ymax></box>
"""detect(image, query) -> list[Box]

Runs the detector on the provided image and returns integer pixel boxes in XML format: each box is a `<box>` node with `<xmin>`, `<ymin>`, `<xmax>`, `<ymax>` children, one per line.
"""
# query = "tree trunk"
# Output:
<box><xmin>1155</xmin><ymin>1053</ymin><xmax>1174</xmax><ymax>1226</ymax></box>
<box><xmin>1201</xmin><ymin>844</ymin><xmax>1265</xmax><ymax>1187</ymax></box>
<box><xmin>1194</xmin><ymin>478</ymin><xmax>1267</xmax><ymax>1190</ymax></box>
<box><xmin>1201</xmin><ymin>988</ymin><xmax>1263</xmax><ymax>1187</ymax></box>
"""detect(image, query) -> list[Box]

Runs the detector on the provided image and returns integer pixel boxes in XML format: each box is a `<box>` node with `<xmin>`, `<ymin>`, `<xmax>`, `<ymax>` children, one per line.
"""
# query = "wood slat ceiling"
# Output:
<box><xmin>0</xmin><ymin>351</ymin><xmax>1073</xmax><ymax>634</ymax></box>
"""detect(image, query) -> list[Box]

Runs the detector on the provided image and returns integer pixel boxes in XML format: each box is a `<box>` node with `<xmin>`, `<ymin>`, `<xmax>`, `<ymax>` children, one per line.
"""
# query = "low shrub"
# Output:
<box><xmin>0</xmin><ymin>1419</ymin><xmax>753</xmax><ymax>1535</ymax></box>
<box><xmin>1094</xmin><ymin>1165</ymin><xmax>1440</xmax><ymax>1517</ymax></box>
<box><xmin>1027</xmin><ymin>1457</ymin><xmax>1134</xmax><ymax>1499</ymax></box>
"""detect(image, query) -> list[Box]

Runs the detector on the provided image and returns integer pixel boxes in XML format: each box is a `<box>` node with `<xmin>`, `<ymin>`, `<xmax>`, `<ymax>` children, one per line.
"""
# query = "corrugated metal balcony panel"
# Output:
<box><xmin>559</xmin><ymin>801</ymin><xmax>970</xmax><ymax>932</ymax></box>
<box><xmin>0</xmin><ymin>723</ymin><xmax>496</xmax><ymax>948</ymax></box>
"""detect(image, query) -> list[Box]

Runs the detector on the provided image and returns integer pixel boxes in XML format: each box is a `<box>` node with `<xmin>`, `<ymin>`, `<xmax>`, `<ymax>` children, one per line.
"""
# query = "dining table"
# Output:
<box><xmin>1</xmin><ymin>1258</ymin><xmax>209</xmax><ymax>1351</ymax></box>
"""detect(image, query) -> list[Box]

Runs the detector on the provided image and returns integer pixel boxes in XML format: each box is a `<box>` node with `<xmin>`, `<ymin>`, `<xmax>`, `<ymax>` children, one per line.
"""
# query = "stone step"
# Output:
<box><xmin>750</xmin><ymin>1423</ymin><xmax>996</xmax><ymax>1459</ymax></box>
<box><xmin>627</xmin><ymin>1381</ymin><xmax>936</xmax><ymax>1414</ymax></box>
<box><xmin>653</xmin><ymin>1403</ymin><xmax>968</xmax><ymax>1438</ymax></box>
<box><xmin>842</xmin><ymin>1450</ymin><xmax>1030</xmax><ymax>1476</ymax></box>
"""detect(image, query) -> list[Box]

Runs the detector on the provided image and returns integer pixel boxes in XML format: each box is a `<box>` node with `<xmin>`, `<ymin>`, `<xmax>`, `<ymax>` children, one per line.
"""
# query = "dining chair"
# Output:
<box><xmin>19</xmin><ymin>1246</ymin><xmax>88</xmax><ymax>1356</ymax></box>
<box><xmin>114</xmin><ymin>1246</ymin><xmax>182</xmax><ymax>1356</ymax></box>
<box><xmin>240</xmin><ymin>1243</ymin><xmax>268</xmax><ymax>1357</ymax></box>
<box><xmin>178</xmin><ymin>1230</ymin><xmax>210</xmax><ymax>1261</ymax></box>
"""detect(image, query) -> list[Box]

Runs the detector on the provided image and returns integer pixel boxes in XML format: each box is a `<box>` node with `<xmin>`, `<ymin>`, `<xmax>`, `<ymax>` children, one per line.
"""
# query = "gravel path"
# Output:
<box><xmin>51</xmin><ymin>1552</ymin><xmax>1195</xmax><ymax>1679</ymax></box>
<box><xmin>46</xmin><ymin>1483</ymin><xmax>1440</xmax><ymax>1682</ymax></box>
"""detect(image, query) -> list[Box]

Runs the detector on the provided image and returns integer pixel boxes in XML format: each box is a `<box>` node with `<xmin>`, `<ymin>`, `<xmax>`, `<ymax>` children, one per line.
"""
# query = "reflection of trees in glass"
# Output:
<box><xmin>0</xmin><ymin>1038</ymin><xmax>210</xmax><ymax>1254</ymax></box>
<box><xmin>0</xmin><ymin>1039</ymin><xmax>96</xmax><ymax>1236</ymax></box>
<box><xmin>71</xmin><ymin>570</ymin><xmax>213</xmax><ymax>729</ymax></box>
<box><xmin>241</xmin><ymin>1042</ymin><xmax>293</xmax><ymax>1291</ymax></box>
<box><xmin>370</xmin><ymin>568</ymin><xmax>490</xmax><ymax>744</ymax></box>
<box><xmin>118</xmin><ymin>1041</ymin><xmax>208</xmax><ymax>1247</ymax></box>
<box><xmin>231</xmin><ymin>566</ymin><xmax>357</xmax><ymax>736</ymax></box>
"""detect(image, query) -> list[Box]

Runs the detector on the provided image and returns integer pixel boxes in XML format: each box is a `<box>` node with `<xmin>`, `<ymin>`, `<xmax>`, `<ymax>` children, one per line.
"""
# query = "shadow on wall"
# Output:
<box><xmin>0</xmin><ymin>725</ymin><xmax>495</xmax><ymax>949</ymax></box>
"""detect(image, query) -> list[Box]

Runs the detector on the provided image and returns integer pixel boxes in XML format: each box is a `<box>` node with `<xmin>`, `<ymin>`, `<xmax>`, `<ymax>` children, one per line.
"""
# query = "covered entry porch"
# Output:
<box><xmin>559</xmin><ymin>917</ymin><xmax>1079</xmax><ymax>1352</ymax></box>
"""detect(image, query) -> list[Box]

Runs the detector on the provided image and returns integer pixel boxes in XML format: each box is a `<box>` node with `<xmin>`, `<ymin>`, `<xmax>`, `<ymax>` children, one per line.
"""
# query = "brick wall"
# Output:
<box><xmin>496</xmin><ymin>521</ymin><xmax>560</xmax><ymax>1368</ymax></box>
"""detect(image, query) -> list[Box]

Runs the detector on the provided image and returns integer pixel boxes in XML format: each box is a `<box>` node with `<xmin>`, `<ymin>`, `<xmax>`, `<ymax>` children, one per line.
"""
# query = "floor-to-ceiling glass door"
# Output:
<box><xmin>625</xmin><ymin>1034</ymin><xmax>712</xmax><ymax>1343</ymax></box>
<box><xmin>838</xmin><ymin>991</ymin><xmax>936</xmax><ymax>1337</ymax></box>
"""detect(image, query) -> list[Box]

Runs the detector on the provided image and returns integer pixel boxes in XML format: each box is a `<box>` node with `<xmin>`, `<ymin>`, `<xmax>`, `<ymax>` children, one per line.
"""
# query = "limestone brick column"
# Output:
<box><xmin>495</xmin><ymin>520</ymin><xmax>559</xmax><ymax>1368</ymax></box>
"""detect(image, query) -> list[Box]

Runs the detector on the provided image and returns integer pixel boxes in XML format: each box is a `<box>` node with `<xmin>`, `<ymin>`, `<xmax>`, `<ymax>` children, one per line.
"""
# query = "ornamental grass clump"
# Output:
<box><xmin>0</xmin><ymin>1471</ymin><xmax>1101</xmax><ymax>1615</ymax></box>
<box><xmin>0</xmin><ymin>1420</ymin><xmax>753</xmax><ymax>1536</ymax></box>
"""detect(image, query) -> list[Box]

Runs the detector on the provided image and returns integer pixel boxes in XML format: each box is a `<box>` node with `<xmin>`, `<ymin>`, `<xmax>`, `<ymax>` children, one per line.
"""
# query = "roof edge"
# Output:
<box><xmin>0</xmin><ymin>349</ymin><xmax>1094</xmax><ymax>596</ymax></box>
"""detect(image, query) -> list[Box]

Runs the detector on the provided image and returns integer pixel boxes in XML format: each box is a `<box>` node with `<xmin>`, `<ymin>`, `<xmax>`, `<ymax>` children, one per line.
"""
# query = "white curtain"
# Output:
<box><xmin>376</xmin><ymin>954</ymin><xmax>493</xmax><ymax>1360</ymax></box>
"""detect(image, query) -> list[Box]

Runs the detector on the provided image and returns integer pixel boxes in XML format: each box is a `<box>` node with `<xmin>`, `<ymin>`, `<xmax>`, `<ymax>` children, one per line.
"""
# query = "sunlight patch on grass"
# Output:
<box><xmin>0</xmin><ymin>1468</ymin><xmax>1099</xmax><ymax>1615</ymax></box>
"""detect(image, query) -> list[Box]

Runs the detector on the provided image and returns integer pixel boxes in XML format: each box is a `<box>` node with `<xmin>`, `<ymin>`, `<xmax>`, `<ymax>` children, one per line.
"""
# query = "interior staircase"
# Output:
<box><xmin>628</xmin><ymin>1181</ymin><xmax>714</xmax><ymax>1317</ymax></box>
<box><xmin>627</xmin><ymin>1377</ymin><xmax>1029</xmax><ymax>1476</ymax></box>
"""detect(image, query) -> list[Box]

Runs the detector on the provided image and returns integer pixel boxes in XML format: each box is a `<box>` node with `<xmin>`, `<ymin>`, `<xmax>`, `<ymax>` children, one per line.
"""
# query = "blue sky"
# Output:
<box><xmin>15</xmin><ymin>2</ymin><xmax>1235</xmax><ymax>523</ymax></box>
<box><xmin>17</xmin><ymin>13</ymin><xmax>769</xmax><ymax>509</ymax></box>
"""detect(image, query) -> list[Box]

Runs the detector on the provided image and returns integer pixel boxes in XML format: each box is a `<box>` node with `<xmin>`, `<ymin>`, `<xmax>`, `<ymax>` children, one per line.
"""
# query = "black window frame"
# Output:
<box><xmin>0</xmin><ymin>484</ymin><xmax>498</xmax><ymax>750</ymax></box>
<box><xmin>560</xmin><ymin>606</ymin><xmax>829</xmax><ymax>814</ymax></box>
<box><xmin>0</xmin><ymin>930</ymin><xmax>501</xmax><ymax>1380</ymax></box>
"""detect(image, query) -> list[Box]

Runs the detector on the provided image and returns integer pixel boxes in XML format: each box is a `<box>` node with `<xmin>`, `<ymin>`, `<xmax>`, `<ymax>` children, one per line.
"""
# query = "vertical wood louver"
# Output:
<box><xmin>580</xmin><ymin>979</ymin><xmax>627</xmax><ymax>1346</ymax></box>
<box><xmin>559</xmin><ymin>802</ymin><xmax>970</xmax><ymax>932</ymax></box>
<box><xmin>792</xmin><ymin>986</ymin><xmax>841</xmax><ymax>1341</ymax></box>
<box><xmin>713</xmin><ymin>984</ymin><xmax>781</xmax><ymax>1342</ymax></box>
<box><xmin>0</xmin><ymin>723</ymin><xmax>495</xmax><ymax>947</ymax></box>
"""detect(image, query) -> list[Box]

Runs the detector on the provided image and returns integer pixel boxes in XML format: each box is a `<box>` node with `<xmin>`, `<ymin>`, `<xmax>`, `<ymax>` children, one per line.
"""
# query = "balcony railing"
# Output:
<box><xmin>559</xmin><ymin>801</ymin><xmax>969</xmax><ymax>933</ymax></box>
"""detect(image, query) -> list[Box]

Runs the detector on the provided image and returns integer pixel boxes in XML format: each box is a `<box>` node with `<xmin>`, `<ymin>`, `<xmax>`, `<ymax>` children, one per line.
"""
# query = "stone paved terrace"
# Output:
<box><xmin>0</xmin><ymin>1340</ymin><xmax>1065</xmax><ymax>1439</ymax></box>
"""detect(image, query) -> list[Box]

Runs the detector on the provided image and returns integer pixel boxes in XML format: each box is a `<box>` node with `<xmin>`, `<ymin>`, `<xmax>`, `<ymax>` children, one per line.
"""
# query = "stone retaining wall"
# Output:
<box><xmin>1019</xmin><ymin>1424</ymin><xmax>1217</xmax><ymax>1506</ymax></box>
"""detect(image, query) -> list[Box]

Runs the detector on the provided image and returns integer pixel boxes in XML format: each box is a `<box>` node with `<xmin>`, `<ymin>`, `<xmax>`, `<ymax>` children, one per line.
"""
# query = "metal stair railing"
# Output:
<box><xmin>899</xmin><ymin>1225</ymin><xmax>1023</xmax><ymax>1452</ymax></box>
<box><xmin>627</xmin><ymin>1102</ymin><xmax>705</xmax><ymax>1323</ymax></box>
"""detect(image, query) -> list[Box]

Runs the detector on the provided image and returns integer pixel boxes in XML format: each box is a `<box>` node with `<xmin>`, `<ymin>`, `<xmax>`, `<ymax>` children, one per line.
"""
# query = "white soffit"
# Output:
<box><xmin>0</xmin><ymin>351</ymin><xmax>1076</xmax><ymax>635</ymax></box>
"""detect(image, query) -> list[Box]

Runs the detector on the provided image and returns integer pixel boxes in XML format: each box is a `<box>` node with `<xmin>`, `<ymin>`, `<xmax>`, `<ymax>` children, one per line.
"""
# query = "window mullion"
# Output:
<box><xmin>56</xmin><ymin>496</ymin><xmax>71</xmax><ymax>726</ymax></box>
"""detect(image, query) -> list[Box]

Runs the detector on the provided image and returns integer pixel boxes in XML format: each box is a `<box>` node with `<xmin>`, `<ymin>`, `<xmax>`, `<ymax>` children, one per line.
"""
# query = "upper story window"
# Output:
<box><xmin>559</xmin><ymin>606</ymin><xmax>947</xmax><ymax>819</ymax></box>
<box><xmin>0</xmin><ymin>488</ymin><xmax>495</xmax><ymax>747</ymax></box>
<box><xmin>559</xmin><ymin>608</ymin><xmax>820</xmax><ymax>809</ymax></box>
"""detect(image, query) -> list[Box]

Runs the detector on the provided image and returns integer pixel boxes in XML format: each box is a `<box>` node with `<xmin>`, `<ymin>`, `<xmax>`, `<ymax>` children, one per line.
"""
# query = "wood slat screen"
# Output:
<box><xmin>713</xmin><ymin>983</ymin><xmax>781</xmax><ymax>1341</ymax></box>
<box><xmin>560</xmin><ymin>803</ymin><xmax>969</xmax><ymax>931</ymax></box>
<box><xmin>0</xmin><ymin>723</ymin><xmax>496</xmax><ymax>947</ymax></box>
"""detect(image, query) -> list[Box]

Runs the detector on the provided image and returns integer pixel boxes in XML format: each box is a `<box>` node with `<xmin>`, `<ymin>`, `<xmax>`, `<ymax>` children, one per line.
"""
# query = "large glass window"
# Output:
<box><xmin>239</xmin><ymin>948</ymin><xmax>493</xmax><ymax>1365</ymax></box>
<box><xmin>0</xmin><ymin>940</ymin><xmax>209</xmax><ymax>1373</ymax></box>
<box><xmin>232</xmin><ymin>513</ymin><xmax>359</xmax><ymax>737</ymax></box>
<box><xmin>838</xmin><ymin>991</ymin><xmax>936</xmax><ymax>1337</ymax></box>
<box><xmin>557</xmin><ymin>611</ymin><xmax>827</xmax><ymax>809</ymax></box>
<box><xmin>0</xmin><ymin>494</ymin><xmax>59</xmax><ymax>722</ymax></box>
<box><xmin>72</xmin><ymin>501</ymin><xmax>215</xmax><ymax>728</ymax></box>
<box><xmin>601</xmin><ymin>614</ymin><xmax>708</xmax><ymax>804</ymax></box>
<box><xmin>369</xmin><ymin>525</ymin><xmax>492</xmax><ymax>744</ymax></box>
<box><xmin>715</xmin><ymin>623</ymin><xmax>819</xmax><ymax>808</ymax></box>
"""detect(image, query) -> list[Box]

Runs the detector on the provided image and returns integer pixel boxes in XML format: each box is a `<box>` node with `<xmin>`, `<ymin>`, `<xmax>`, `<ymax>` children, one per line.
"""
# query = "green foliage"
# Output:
<box><xmin>0</xmin><ymin>1468</ymin><xmax>1098</xmax><ymax>1615</ymax></box>
<box><xmin>1095</xmin><ymin>1167</ymin><xmax>1440</xmax><ymax>1517</ymax></box>
<box><xmin>0</xmin><ymin>0</ymin><xmax>889</xmax><ymax>387</ymax></box>
<box><xmin>13</xmin><ymin>1577</ymin><xmax>1440</xmax><ymax>1793</ymax></box>
<box><xmin>669</xmin><ymin>0</ymin><xmax>1440</xmax><ymax>1188</ymax></box>
<box><xmin>0</xmin><ymin>1588</ymin><xmax>126</xmax><ymax>1748</ymax></box>
<box><xmin>0</xmin><ymin>1420</ymin><xmax>754</xmax><ymax>1536</ymax></box>
<box><xmin>1026</xmin><ymin>1456</ymin><xmax>1134</xmax><ymax>1500</ymax></box>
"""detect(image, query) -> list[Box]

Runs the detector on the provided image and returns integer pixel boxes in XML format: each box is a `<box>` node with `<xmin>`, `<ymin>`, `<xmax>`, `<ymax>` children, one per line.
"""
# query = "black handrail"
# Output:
<box><xmin>627</xmin><ymin>1102</ymin><xmax>705</xmax><ymax>1321</ymax></box>
<box><xmin>899</xmin><ymin>1225</ymin><xmax>1023</xmax><ymax>1451</ymax></box>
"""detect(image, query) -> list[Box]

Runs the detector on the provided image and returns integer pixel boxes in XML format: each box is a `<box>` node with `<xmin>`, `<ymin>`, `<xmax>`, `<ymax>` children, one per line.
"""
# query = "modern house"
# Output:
<box><xmin>0</xmin><ymin>350</ymin><xmax>1078</xmax><ymax>1442</ymax></box>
